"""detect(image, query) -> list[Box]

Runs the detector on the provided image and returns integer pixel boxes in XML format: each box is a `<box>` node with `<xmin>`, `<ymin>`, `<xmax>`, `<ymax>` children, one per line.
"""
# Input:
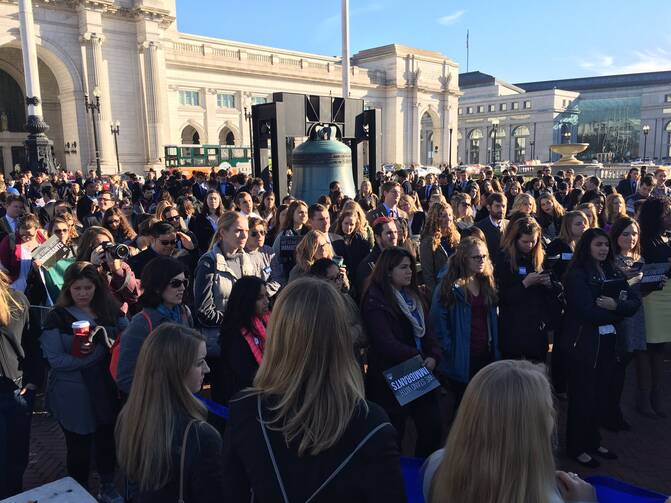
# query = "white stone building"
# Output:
<box><xmin>0</xmin><ymin>0</ymin><xmax>461</xmax><ymax>175</ymax></box>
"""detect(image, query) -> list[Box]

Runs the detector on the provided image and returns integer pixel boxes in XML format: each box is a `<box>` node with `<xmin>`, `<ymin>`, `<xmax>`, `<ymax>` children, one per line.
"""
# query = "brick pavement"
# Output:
<box><xmin>23</xmin><ymin>356</ymin><xmax>671</xmax><ymax>498</ymax></box>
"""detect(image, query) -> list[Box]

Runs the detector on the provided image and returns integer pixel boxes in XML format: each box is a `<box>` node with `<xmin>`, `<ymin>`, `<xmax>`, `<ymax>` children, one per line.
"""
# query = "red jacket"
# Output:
<box><xmin>0</xmin><ymin>230</ymin><xmax>47</xmax><ymax>282</ymax></box>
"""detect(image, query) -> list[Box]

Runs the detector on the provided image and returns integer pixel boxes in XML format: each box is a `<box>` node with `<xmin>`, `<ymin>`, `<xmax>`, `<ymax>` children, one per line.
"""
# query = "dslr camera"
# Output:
<box><xmin>101</xmin><ymin>242</ymin><xmax>130</xmax><ymax>260</ymax></box>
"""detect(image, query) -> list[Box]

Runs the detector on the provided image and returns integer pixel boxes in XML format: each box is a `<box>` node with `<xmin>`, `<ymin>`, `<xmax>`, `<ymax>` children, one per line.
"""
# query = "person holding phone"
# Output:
<box><xmin>561</xmin><ymin>228</ymin><xmax>640</xmax><ymax>467</ymax></box>
<box><xmin>495</xmin><ymin>217</ymin><xmax>563</xmax><ymax>362</ymax></box>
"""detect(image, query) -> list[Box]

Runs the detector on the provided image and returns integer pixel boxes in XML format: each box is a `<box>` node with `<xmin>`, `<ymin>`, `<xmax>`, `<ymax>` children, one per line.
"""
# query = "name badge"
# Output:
<box><xmin>263</xmin><ymin>266</ymin><xmax>272</xmax><ymax>275</ymax></box>
<box><xmin>518</xmin><ymin>266</ymin><xmax>527</xmax><ymax>276</ymax></box>
<box><xmin>561</xmin><ymin>253</ymin><xmax>573</xmax><ymax>261</ymax></box>
<box><xmin>598</xmin><ymin>325</ymin><xmax>616</xmax><ymax>335</ymax></box>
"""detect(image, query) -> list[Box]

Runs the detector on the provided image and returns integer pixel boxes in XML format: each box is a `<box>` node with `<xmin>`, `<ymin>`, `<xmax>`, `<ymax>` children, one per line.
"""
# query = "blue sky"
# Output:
<box><xmin>176</xmin><ymin>0</ymin><xmax>671</xmax><ymax>83</ymax></box>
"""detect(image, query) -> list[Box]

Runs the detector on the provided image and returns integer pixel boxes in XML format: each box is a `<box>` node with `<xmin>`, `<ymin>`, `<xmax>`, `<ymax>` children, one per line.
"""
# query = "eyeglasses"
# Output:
<box><xmin>159</xmin><ymin>239</ymin><xmax>177</xmax><ymax>246</ymax></box>
<box><xmin>168</xmin><ymin>278</ymin><xmax>189</xmax><ymax>289</ymax></box>
<box><xmin>250</xmin><ymin>230</ymin><xmax>266</xmax><ymax>237</ymax></box>
<box><xmin>166</xmin><ymin>215</ymin><xmax>180</xmax><ymax>221</ymax></box>
<box><xmin>470</xmin><ymin>255</ymin><xmax>488</xmax><ymax>262</ymax></box>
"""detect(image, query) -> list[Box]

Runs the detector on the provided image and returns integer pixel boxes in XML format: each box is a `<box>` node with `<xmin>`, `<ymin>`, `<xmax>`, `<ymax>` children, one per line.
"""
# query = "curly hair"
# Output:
<box><xmin>421</xmin><ymin>201</ymin><xmax>460</xmax><ymax>251</ymax></box>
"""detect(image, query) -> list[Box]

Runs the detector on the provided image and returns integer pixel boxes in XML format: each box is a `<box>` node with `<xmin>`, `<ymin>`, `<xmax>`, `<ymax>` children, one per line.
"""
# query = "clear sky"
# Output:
<box><xmin>175</xmin><ymin>0</ymin><xmax>671</xmax><ymax>84</ymax></box>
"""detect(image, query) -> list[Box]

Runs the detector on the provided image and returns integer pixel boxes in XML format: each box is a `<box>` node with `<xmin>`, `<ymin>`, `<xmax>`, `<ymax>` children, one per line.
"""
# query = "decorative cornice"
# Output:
<box><xmin>130</xmin><ymin>6</ymin><xmax>175</xmax><ymax>29</ymax></box>
<box><xmin>68</xmin><ymin>0</ymin><xmax>118</xmax><ymax>14</ymax></box>
<box><xmin>80</xmin><ymin>32</ymin><xmax>105</xmax><ymax>44</ymax></box>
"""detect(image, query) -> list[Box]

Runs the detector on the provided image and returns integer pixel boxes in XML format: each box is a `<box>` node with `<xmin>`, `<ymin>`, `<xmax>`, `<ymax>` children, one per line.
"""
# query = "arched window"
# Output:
<box><xmin>420</xmin><ymin>112</ymin><xmax>435</xmax><ymax>165</ymax></box>
<box><xmin>0</xmin><ymin>69</ymin><xmax>26</xmax><ymax>132</ymax></box>
<box><xmin>489</xmin><ymin>126</ymin><xmax>506</xmax><ymax>162</ymax></box>
<box><xmin>468</xmin><ymin>129</ymin><xmax>483</xmax><ymax>164</ymax></box>
<box><xmin>665</xmin><ymin>121</ymin><xmax>671</xmax><ymax>159</ymax></box>
<box><xmin>513</xmin><ymin>126</ymin><xmax>530</xmax><ymax>163</ymax></box>
<box><xmin>219</xmin><ymin>127</ymin><xmax>235</xmax><ymax>145</ymax></box>
<box><xmin>181</xmin><ymin>125</ymin><xmax>200</xmax><ymax>145</ymax></box>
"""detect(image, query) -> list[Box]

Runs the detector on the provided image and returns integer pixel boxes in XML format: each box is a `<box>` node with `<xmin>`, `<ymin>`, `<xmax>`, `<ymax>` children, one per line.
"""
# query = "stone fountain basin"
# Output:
<box><xmin>550</xmin><ymin>143</ymin><xmax>589</xmax><ymax>165</ymax></box>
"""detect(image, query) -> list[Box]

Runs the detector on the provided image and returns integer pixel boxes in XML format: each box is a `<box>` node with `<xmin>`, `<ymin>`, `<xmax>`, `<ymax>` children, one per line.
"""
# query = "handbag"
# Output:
<box><xmin>178</xmin><ymin>419</ymin><xmax>198</xmax><ymax>503</ymax></box>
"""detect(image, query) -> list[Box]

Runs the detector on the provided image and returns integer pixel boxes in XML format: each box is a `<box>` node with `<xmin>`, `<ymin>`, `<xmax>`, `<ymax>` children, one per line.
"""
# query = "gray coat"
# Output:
<box><xmin>115</xmin><ymin>306</ymin><xmax>193</xmax><ymax>394</ymax></box>
<box><xmin>246</xmin><ymin>245</ymin><xmax>281</xmax><ymax>297</ymax></box>
<box><xmin>40</xmin><ymin>306</ymin><xmax>128</xmax><ymax>434</ymax></box>
<box><xmin>193</xmin><ymin>243</ymin><xmax>261</xmax><ymax>357</ymax></box>
<box><xmin>419</xmin><ymin>236</ymin><xmax>450</xmax><ymax>292</ymax></box>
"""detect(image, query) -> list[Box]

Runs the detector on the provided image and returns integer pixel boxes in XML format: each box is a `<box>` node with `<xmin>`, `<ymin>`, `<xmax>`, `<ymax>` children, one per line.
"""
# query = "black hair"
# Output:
<box><xmin>639</xmin><ymin>196</ymin><xmax>671</xmax><ymax>253</ymax></box>
<box><xmin>569</xmin><ymin>227</ymin><xmax>614</xmax><ymax>271</ymax></box>
<box><xmin>309</xmin><ymin>258</ymin><xmax>338</xmax><ymax>278</ymax></box>
<box><xmin>219</xmin><ymin>276</ymin><xmax>266</xmax><ymax>345</ymax></box>
<box><xmin>139</xmin><ymin>256</ymin><xmax>186</xmax><ymax>308</ymax></box>
<box><xmin>149</xmin><ymin>221</ymin><xmax>175</xmax><ymax>238</ymax></box>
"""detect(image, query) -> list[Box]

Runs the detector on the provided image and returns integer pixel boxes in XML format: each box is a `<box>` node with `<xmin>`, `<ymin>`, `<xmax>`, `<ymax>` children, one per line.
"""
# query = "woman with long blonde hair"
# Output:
<box><xmin>419</xmin><ymin>202</ymin><xmax>460</xmax><ymax>291</ymax></box>
<box><xmin>333</xmin><ymin>208</ymin><xmax>372</xmax><ymax>279</ymax></box>
<box><xmin>116</xmin><ymin>323</ymin><xmax>224</xmax><ymax>502</ymax></box>
<box><xmin>511</xmin><ymin>192</ymin><xmax>537</xmax><ymax>215</ymax></box>
<box><xmin>604</xmin><ymin>193</ymin><xmax>626</xmax><ymax>231</ymax></box>
<box><xmin>224</xmin><ymin>277</ymin><xmax>405</xmax><ymax>502</ymax></box>
<box><xmin>398</xmin><ymin>193</ymin><xmax>425</xmax><ymax>235</ymax></box>
<box><xmin>450</xmin><ymin>192</ymin><xmax>474</xmax><ymax>230</ymax></box>
<box><xmin>429</xmin><ymin>237</ymin><xmax>499</xmax><ymax>401</ymax></box>
<box><xmin>288</xmin><ymin>229</ymin><xmax>334</xmax><ymax>282</ymax></box>
<box><xmin>496</xmin><ymin>217</ymin><xmax>563</xmax><ymax>362</ymax></box>
<box><xmin>425</xmin><ymin>360</ymin><xmax>597</xmax><ymax>503</ymax></box>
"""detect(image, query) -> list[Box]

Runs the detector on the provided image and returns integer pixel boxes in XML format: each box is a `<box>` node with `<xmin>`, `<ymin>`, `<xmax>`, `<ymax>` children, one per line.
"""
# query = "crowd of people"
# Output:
<box><xmin>0</xmin><ymin>162</ymin><xmax>669</xmax><ymax>502</ymax></box>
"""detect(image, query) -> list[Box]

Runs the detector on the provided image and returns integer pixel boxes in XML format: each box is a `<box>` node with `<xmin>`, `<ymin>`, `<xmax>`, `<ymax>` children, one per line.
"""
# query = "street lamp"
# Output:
<box><xmin>562</xmin><ymin>128</ymin><xmax>571</xmax><ymax>144</ymax></box>
<box><xmin>84</xmin><ymin>87</ymin><xmax>102</xmax><ymax>177</ymax></box>
<box><xmin>110</xmin><ymin>120</ymin><xmax>120</xmax><ymax>174</ymax></box>
<box><xmin>244</xmin><ymin>106</ymin><xmax>254</xmax><ymax>173</ymax></box>
<box><xmin>448</xmin><ymin>127</ymin><xmax>453</xmax><ymax>169</ymax></box>
<box><xmin>490</xmin><ymin>118</ymin><xmax>499</xmax><ymax>165</ymax></box>
<box><xmin>529</xmin><ymin>140</ymin><xmax>535</xmax><ymax>160</ymax></box>
<box><xmin>642</xmin><ymin>124</ymin><xmax>650</xmax><ymax>162</ymax></box>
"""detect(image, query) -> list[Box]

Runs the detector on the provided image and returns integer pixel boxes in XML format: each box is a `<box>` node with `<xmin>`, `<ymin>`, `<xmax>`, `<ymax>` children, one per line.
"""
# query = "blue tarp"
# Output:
<box><xmin>198</xmin><ymin>396</ymin><xmax>668</xmax><ymax>503</ymax></box>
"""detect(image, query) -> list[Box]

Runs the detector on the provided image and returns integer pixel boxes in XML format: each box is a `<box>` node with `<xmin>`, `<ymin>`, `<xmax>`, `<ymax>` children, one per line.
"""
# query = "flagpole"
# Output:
<box><xmin>342</xmin><ymin>0</ymin><xmax>350</xmax><ymax>98</ymax></box>
<box><xmin>466</xmin><ymin>29</ymin><xmax>469</xmax><ymax>72</ymax></box>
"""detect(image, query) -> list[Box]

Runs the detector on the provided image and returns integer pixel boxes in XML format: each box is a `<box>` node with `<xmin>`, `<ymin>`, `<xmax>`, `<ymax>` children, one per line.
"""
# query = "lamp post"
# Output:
<box><xmin>84</xmin><ymin>87</ymin><xmax>102</xmax><ymax>177</ymax></box>
<box><xmin>642</xmin><ymin>124</ymin><xmax>650</xmax><ymax>162</ymax></box>
<box><xmin>529</xmin><ymin>140</ymin><xmax>535</xmax><ymax>160</ymax></box>
<box><xmin>244</xmin><ymin>106</ymin><xmax>254</xmax><ymax>172</ymax></box>
<box><xmin>448</xmin><ymin>127</ymin><xmax>453</xmax><ymax>169</ymax></box>
<box><xmin>490</xmin><ymin>118</ymin><xmax>499</xmax><ymax>165</ymax></box>
<box><xmin>110</xmin><ymin>120</ymin><xmax>120</xmax><ymax>174</ymax></box>
<box><xmin>562</xmin><ymin>129</ymin><xmax>571</xmax><ymax>144</ymax></box>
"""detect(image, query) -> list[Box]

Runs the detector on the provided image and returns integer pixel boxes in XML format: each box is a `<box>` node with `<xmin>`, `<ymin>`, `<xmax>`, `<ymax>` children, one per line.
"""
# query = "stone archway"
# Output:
<box><xmin>0</xmin><ymin>35</ymin><xmax>85</xmax><ymax>173</ymax></box>
<box><xmin>419</xmin><ymin>112</ymin><xmax>435</xmax><ymax>166</ymax></box>
<box><xmin>181</xmin><ymin>125</ymin><xmax>200</xmax><ymax>144</ymax></box>
<box><xmin>217</xmin><ymin>122</ymin><xmax>242</xmax><ymax>146</ymax></box>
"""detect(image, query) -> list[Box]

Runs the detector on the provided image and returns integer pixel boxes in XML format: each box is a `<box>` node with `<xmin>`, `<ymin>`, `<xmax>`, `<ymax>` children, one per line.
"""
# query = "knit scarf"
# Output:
<box><xmin>241</xmin><ymin>312</ymin><xmax>270</xmax><ymax>365</ymax></box>
<box><xmin>393</xmin><ymin>288</ymin><xmax>425</xmax><ymax>340</ymax></box>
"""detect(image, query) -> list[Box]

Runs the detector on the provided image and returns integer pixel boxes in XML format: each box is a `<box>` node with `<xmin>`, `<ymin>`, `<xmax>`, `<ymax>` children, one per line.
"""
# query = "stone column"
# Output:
<box><xmin>80</xmin><ymin>32</ymin><xmax>114</xmax><ymax>172</ymax></box>
<box><xmin>139</xmin><ymin>40</ymin><xmax>164</xmax><ymax>168</ymax></box>
<box><xmin>18</xmin><ymin>0</ymin><xmax>54</xmax><ymax>173</ymax></box>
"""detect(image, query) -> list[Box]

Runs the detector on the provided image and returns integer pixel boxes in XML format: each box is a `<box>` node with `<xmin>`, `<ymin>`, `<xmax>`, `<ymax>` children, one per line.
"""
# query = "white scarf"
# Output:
<box><xmin>393</xmin><ymin>288</ymin><xmax>425</xmax><ymax>339</ymax></box>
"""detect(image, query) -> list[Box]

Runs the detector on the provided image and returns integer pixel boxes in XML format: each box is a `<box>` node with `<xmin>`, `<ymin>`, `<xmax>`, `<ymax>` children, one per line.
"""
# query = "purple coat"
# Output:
<box><xmin>361</xmin><ymin>283</ymin><xmax>441</xmax><ymax>411</ymax></box>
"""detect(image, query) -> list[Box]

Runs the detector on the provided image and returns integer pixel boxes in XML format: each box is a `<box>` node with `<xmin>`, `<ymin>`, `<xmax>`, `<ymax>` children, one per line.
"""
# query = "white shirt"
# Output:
<box><xmin>5</xmin><ymin>215</ymin><xmax>17</xmax><ymax>233</ymax></box>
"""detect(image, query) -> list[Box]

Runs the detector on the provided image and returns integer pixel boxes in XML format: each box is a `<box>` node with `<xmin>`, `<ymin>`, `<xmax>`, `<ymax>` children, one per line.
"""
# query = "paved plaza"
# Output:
<box><xmin>23</xmin><ymin>351</ymin><xmax>671</xmax><ymax>497</ymax></box>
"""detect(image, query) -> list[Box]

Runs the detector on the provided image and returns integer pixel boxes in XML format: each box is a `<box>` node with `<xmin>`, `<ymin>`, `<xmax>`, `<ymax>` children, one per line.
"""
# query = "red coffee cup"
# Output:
<box><xmin>71</xmin><ymin>321</ymin><xmax>91</xmax><ymax>357</ymax></box>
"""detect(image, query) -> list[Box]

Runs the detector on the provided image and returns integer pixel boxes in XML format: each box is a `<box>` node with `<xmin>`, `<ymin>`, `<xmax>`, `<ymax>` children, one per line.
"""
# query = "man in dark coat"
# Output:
<box><xmin>475</xmin><ymin>192</ymin><xmax>508</xmax><ymax>264</ymax></box>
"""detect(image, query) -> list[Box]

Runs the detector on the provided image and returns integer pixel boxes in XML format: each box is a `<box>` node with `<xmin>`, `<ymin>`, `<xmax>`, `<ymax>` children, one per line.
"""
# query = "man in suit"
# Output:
<box><xmin>38</xmin><ymin>186</ymin><xmax>58</xmax><ymax>228</ymax></box>
<box><xmin>616</xmin><ymin>167</ymin><xmax>640</xmax><ymax>199</ymax></box>
<box><xmin>475</xmin><ymin>192</ymin><xmax>508</xmax><ymax>264</ymax></box>
<box><xmin>454</xmin><ymin>169</ymin><xmax>470</xmax><ymax>192</ymax></box>
<box><xmin>438</xmin><ymin>172</ymin><xmax>455</xmax><ymax>201</ymax></box>
<box><xmin>0</xmin><ymin>194</ymin><xmax>25</xmax><ymax>242</ymax></box>
<box><xmin>397</xmin><ymin>169</ymin><xmax>413</xmax><ymax>195</ymax></box>
<box><xmin>366</xmin><ymin>181</ymin><xmax>408</xmax><ymax>223</ymax></box>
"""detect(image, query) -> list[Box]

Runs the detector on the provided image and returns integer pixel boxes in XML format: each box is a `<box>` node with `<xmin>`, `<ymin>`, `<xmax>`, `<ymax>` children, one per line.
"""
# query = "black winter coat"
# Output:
<box><xmin>495</xmin><ymin>253</ymin><xmax>564</xmax><ymax>360</ymax></box>
<box><xmin>560</xmin><ymin>262</ymin><xmax>640</xmax><ymax>366</ymax></box>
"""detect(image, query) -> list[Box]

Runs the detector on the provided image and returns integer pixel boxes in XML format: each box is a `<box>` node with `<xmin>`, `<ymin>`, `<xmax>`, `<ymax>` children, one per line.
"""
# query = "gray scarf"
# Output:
<box><xmin>393</xmin><ymin>288</ymin><xmax>425</xmax><ymax>339</ymax></box>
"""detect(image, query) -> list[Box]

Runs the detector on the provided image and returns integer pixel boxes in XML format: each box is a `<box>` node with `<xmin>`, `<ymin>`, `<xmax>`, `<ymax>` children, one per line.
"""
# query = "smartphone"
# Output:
<box><xmin>332</xmin><ymin>255</ymin><xmax>344</xmax><ymax>267</ymax></box>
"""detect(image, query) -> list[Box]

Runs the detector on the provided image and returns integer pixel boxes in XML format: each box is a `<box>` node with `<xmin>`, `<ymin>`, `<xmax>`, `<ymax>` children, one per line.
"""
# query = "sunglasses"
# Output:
<box><xmin>168</xmin><ymin>278</ymin><xmax>189</xmax><ymax>289</ymax></box>
<box><xmin>159</xmin><ymin>239</ymin><xmax>177</xmax><ymax>246</ymax></box>
<box><xmin>166</xmin><ymin>215</ymin><xmax>180</xmax><ymax>221</ymax></box>
<box><xmin>250</xmin><ymin>230</ymin><xmax>266</xmax><ymax>237</ymax></box>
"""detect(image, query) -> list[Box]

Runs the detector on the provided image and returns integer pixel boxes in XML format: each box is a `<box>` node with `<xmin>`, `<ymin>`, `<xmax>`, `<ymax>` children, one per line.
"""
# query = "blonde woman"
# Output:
<box><xmin>511</xmin><ymin>193</ymin><xmax>537</xmax><ymax>215</ymax></box>
<box><xmin>355</xmin><ymin>179</ymin><xmax>379</xmax><ymax>212</ymax></box>
<box><xmin>420</xmin><ymin>202</ymin><xmax>460</xmax><ymax>291</ymax></box>
<box><xmin>604</xmin><ymin>193</ymin><xmax>626</xmax><ymax>231</ymax></box>
<box><xmin>333</xmin><ymin>208</ymin><xmax>372</xmax><ymax>277</ymax></box>
<box><xmin>398</xmin><ymin>193</ymin><xmax>425</xmax><ymax>236</ymax></box>
<box><xmin>576</xmin><ymin>202</ymin><xmax>598</xmax><ymax>228</ymax></box>
<box><xmin>0</xmin><ymin>270</ymin><xmax>31</xmax><ymax>498</ymax></box>
<box><xmin>288</xmin><ymin>229</ymin><xmax>334</xmax><ymax>283</ymax></box>
<box><xmin>116</xmin><ymin>324</ymin><xmax>225</xmax><ymax>502</ymax></box>
<box><xmin>451</xmin><ymin>192</ymin><xmax>474</xmax><ymax>230</ymax></box>
<box><xmin>223</xmin><ymin>278</ymin><xmax>406</xmax><ymax>502</ymax></box>
<box><xmin>424</xmin><ymin>360</ymin><xmax>597</xmax><ymax>503</ymax></box>
<box><xmin>341</xmin><ymin>199</ymin><xmax>374</xmax><ymax>247</ymax></box>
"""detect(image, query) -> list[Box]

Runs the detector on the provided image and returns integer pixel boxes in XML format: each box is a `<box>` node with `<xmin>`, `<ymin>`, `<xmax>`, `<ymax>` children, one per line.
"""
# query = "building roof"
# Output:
<box><xmin>458</xmin><ymin>71</ymin><xmax>496</xmax><ymax>88</ymax></box>
<box><xmin>515</xmin><ymin>70</ymin><xmax>671</xmax><ymax>92</ymax></box>
<box><xmin>352</xmin><ymin>44</ymin><xmax>456</xmax><ymax>65</ymax></box>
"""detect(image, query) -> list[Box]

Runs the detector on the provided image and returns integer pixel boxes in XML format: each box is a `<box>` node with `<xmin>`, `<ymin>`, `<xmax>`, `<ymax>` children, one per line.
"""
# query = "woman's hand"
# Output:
<box><xmin>176</xmin><ymin>231</ymin><xmax>195</xmax><ymax>251</ymax></box>
<box><xmin>522</xmin><ymin>272</ymin><xmax>546</xmax><ymax>288</ymax></box>
<box><xmin>105</xmin><ymin>252</ymin><xmax>123</xmax><ymax>274</ymax></box>
<box><xmin>556</xmin><ymin>471</ymin><xmax>597</xmax><ymax>501</ymax></box>
<box><xmin>596</xmin><ymin>296</ymin><xmax>617</xmax><ymax>310</ymax></box>
<box><xmin>90</xmin><ymin>246</ymin><xmax>105</xmax><ymax>266</ymax></box>
<box><xmin>424</xmin><ymin>357</ymin><xmax>437</xmax><ymax>371</ymax></box>
<box><xmin>32</xmin><ymin>258</ymin><xmax>43</xmax><ymax>270</ymax></box>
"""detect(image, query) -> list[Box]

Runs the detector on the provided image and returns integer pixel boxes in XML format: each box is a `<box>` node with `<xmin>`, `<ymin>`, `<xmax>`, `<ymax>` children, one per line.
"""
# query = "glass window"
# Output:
<box><xmin>665</xmin><ymin>94</ymin><xmax>671</xmax><ymax>103</ymax></box>
<box><xmin>512</xmin><ymin>102</ymin><xmax>519</xmax><ymax>110</ymax></box>
<box><xmin>500</xmin><ymin>103</ymin><xmax>507</xmax><ymax>111</ymax></box>
<box><xmin>251</xmin><ymin>96</ymin><xmax>268</xmax><ymax>105</ymax></box>
<box><xmin>524</xmin><ymin>100</ymin><xmax>531</xmax><ymax>109</ymax></box>
<box><xmin>466</xmin><ymin>107</ymin><xmax>473</xmax><ymax>114</ymax></box>
<box><xmin>477</xmin><ymin>105</ymin><xmax>484</xmax><ymax>113</ymax></box>
<box><xmin>488</xmin><ymin>104</ymin><xmax>495</xmax><ymax>112</ymax></box>
<box><xmin>217</xmin><ymin>93</ymin><xmax>236</xmax><ymax>108</ymax></box>
<box><xmin>179</xmin><ymin>90</ymin><xmax>200</xmax><ymax>107</ymax></box>
<box><xmin>458</xmin><ymin>108</ymin><xmax>463</xmax><ymax>115</ymax></box>
<box><xmin>468</xmin><ymin>129</ymin><xmax>482</xmax><ymax>164</ymax></box>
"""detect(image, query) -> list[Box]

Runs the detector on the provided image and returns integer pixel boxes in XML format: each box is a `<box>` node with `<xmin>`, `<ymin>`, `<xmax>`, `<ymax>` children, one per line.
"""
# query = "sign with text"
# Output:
<box><xmin>384</xmin><ymin>355</ymin><xmax>440</xmax><ymax>407</ymax></box>
<box><xmin>32</xmin><ymin>235</ymin><xmax>68</xmax><ymax>270</ymax></box>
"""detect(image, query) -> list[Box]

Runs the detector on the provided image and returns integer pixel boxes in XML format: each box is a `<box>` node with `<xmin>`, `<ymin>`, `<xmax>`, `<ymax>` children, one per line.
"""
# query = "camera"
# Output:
<box><xmin>101</xmin><ymin>242</ymin><xmax>130</xmax><ymax>260</ymax></box>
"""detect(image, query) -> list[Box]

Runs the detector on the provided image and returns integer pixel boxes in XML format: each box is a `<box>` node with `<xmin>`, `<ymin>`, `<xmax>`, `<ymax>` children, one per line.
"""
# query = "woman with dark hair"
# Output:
<box><xmin>259</xmin><ymin>190</ymin><xmax>276</xmax><ymax>223</ymax></box>
<box><xmin>40</xmin><ymin>262</ymin><xmax>126</xmax><ymax>501</ymax></box>
<box><xmin>102</xmin><ymin>207</ymin><xmax>137</xmax><ymax>246</ymax></box>
<box><xmin>561</xmin><ymin>228</ymin><xmax>640</xmax><ymax>467</ymax></box>
<box><xmin>466</xmin><ymin>182</ymin><xmax>483</xmax><ymax>219</ymax></box>
<box><xmin>637</xmin><ymin>196</ymin><xmax>671</xmax><ymax>417</ymax></box>
<box><xmin>566</xmin><ymin>188</ymin><xmax>584</xmax><ymax>211</ymax></box>
<box><xmin>496</xmin><ymin>217</ymin><xmax>563</xmax><ymax>362</ymax></box>
<box><xmin>271</xmin><ymin>200</ymin><xmax>309</xmax><ymax>283</ymax></box>
<box><xmin>266</xmin><ymin>203</ymin><xmax>288</xmax><ymax>245</ymax></box>
<box><xmin>213</xmin><ymin>276</ymin><xmax>269</xmax><ymax>404</ymax></box>
<box><xmin>361</xmin><ymin>247</ymin><xmax>442</xmax><ymax>457</ymax></box>
<box><xmin>188</xmin><ymin>189</ymin><xmax>224</xmax><ymax>253</ymax></box>
<box><xmin>581</xmin><ymin>190</ymin><xmax>607</xmax><ymax>228</ymax></box>
<box><xmin>115</xmin><ymin>256</ymin><xmax>193</xmax><ymax>396</ymax></box>
<box><xmin>0</xmin><ymin>214</ymin><xmax>47</xmax><ymax>292</ymax></box>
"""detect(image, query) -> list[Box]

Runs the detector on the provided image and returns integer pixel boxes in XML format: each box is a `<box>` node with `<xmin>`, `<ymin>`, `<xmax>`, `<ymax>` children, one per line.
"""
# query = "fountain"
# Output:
<box><xmin>549</xmin><ymin>143</ymin><xmax>589</xmax><ymax>166</ymax></box>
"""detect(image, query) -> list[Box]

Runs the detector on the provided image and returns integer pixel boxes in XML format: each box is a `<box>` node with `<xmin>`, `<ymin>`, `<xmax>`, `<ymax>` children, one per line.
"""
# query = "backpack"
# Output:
<box><xmin>109</xmin><ymin>310</ymin><xmax>152</xmax><ymax>380</ymax></box>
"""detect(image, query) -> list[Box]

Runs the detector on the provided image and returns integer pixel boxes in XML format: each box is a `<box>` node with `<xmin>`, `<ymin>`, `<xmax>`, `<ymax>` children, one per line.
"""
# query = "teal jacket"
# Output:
<box><xmin>429</xmin><ymin>283</ymin><xmax>500</xmax><ymax>383</ymax></box>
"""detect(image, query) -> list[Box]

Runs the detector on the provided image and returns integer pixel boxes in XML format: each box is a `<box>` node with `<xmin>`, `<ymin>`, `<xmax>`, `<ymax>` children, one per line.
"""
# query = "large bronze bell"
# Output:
<box><xmin>291</xmin><ymin>124</ymin><xmax>355</xmax><ymax>204</ymax></box>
